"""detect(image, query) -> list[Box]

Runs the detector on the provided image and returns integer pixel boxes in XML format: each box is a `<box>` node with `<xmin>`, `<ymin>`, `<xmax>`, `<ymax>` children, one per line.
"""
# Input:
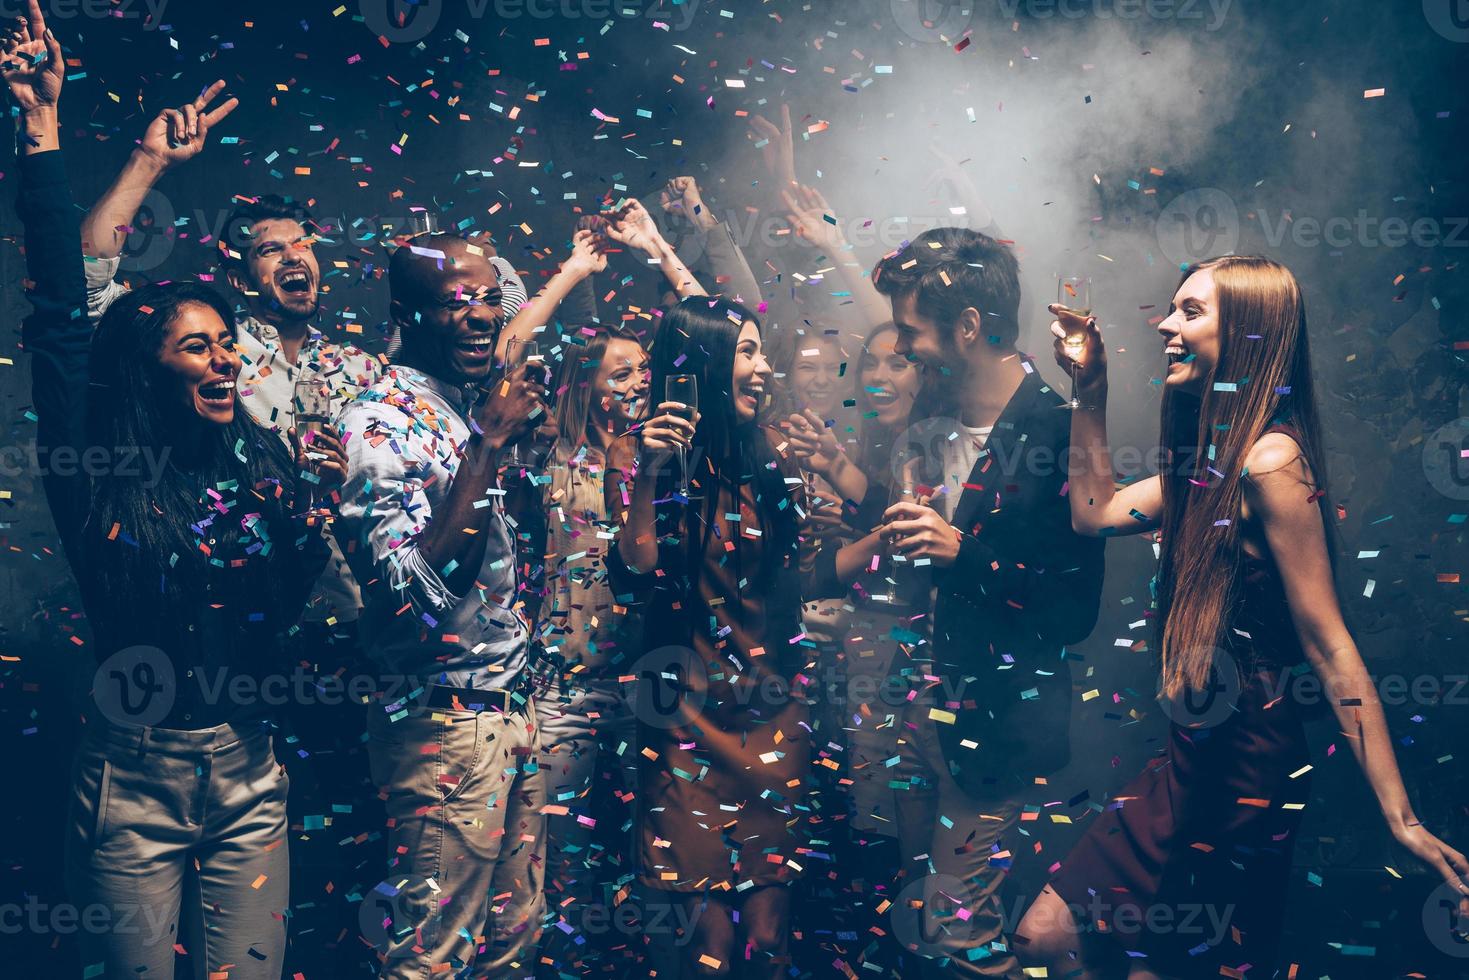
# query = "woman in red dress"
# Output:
<box><xmin>1016</xmin><ymin>256</ymin><xmax>1468</xmax><ymax>978</ymax></box>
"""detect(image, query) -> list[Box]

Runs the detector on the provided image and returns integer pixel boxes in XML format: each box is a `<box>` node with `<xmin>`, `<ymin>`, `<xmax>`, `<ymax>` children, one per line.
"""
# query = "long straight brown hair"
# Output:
<box><xmin>552</xmin><ymin>324</ymin><xmax>647</xmax><ymax>454</ymax></box>
<box><xmin>1156</xmin><ymin>256</ymin><xmax>1332</xmax><ymax>696</ymax></box>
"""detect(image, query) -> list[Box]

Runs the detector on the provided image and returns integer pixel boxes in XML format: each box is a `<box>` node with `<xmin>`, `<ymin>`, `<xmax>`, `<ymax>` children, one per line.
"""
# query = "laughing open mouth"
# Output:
<box><xmin>199</xmin><ymin>379</ymin><xmax>237</xmax><ymax>402</ymax></box>
<box><xmin>279</xmin><ymin>270</ymin><xmax>313</xmax><ymax>294</ymax></box>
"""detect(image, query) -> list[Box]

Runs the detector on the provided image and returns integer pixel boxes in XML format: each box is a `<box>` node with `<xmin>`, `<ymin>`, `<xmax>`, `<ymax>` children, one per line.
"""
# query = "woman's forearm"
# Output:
<box><xmin>1315</xmin><ymin>644</ymin><xmax>1415</xmax><ymax>827</ymax></box>
<box><xmin>649</xmin><ymin>237</ymin><xmax>706</xmax><ymax>299</ymax></box>
<box><xmin>618</xmin><ymin>469</ymin><xmax>661</xmax><ymax>573</ymax></box>
<box><xmin>495</xmin><ymin>265</ymin><xmax>587</xmax><ymax>363</ymax></box>
<box><xmin>1066</xmin><ymin>384</ymin><xmax>1116</xmax><ymax>534</ymax></box>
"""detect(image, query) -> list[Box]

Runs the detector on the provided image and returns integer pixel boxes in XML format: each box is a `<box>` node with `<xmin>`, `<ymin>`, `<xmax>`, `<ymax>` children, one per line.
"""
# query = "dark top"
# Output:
<box><xmin>854</xmin><ymin>369</ymin><xmax>1106</xmax><ymax>794</ymax></box>
<box><xmin>20</xmin><ymin>148</ymin><xmax>327</xmax><ymax>730</ymax></box>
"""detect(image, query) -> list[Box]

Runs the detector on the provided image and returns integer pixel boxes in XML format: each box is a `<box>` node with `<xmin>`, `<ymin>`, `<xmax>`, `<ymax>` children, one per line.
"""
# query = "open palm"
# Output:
<box><xmin>0</xmin><ymin>1</ymin><xmax>64</xmax><ymax>113</ymax></box>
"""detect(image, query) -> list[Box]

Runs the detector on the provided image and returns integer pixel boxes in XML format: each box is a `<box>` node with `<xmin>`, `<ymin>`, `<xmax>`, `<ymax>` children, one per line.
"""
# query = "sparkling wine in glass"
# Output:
<box><xmin>1056</xmin><ymin>276</ymin><xmax>1092</xmax><ymax>410</ymax></box>
<box><xmin>504</xmin><ymin>340</ymin><xmax>541</xmax><ymax>466</ymax></box>
<box><xmin>665</xmin><ymin>374</ymin><xmax>698</xmax><ymax>498</ymax></box>
<box><xmin>293</xmin><ymin>378</ymin><xmax>334</xmax><ymax>512</ymax></box>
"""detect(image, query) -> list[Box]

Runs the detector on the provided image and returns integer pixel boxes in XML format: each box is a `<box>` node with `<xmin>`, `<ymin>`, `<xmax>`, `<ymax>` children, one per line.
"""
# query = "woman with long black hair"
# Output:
<box><xmin>8</xmin><ymin>11</ymin><xmax>341</xmax><ymax>976</ymax></box>
<box><xmin>607</xmin><ymin>297</ymin><xmax>882</xmax><ymax>978</ymax></box>
<box><xmin>1016</xmin><ymin>256</ymin><xmax>1468</xmax><ymax>977</ymax></box>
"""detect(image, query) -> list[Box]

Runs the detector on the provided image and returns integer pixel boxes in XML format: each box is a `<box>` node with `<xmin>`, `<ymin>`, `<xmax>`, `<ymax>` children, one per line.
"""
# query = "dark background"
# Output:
<box><xmin>0</xmin><ymin>0</ymin><xmax>1466</xmax><ymax>976</ymax></box>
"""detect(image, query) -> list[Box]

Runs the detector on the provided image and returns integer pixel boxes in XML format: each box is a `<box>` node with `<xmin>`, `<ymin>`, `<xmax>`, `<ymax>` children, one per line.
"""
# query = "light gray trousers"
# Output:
<box><xmin>65</xmin><ymin>715</ymin><xmax>291</xmax><ymax>980</ymax></box>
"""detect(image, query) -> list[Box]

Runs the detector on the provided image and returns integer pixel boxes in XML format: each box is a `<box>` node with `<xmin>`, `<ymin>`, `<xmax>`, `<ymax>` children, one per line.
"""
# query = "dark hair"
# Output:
<box><xmin>645</xmin><ymin>296</ymin><xmax>799</xmax><ymax>584</ymax></box>
<box><xmin>84</xmin><ymin>282</ymin><xmax>297</xmax><ymax>614</ymax></box>
<box><xmin>872</xmin><ymin>226</ymin><xmax>1021</xmax><ymax>348</ymax></box>
<box><xmin>553</xmin><ymin>324</ymin><xmax>647</xmax><ymax>453</ymax></box>
<box><xmin>220</xmin><ymin>194</ymin><xmax>315</xmax><ymax>276</ymax></box>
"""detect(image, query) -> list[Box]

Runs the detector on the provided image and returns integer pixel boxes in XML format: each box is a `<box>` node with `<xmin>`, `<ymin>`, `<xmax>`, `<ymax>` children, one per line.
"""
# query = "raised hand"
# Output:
<box><xmin>604</xmin><ymin>198</ymin><xmax>664</xmax><ymax>255</ymax></box>
<box><xmin>782</xmin><ymin>409</ymin><xmax>846</xmax><ymax>476</ymax></box>
<box><xmin>1049</xmin><ymin>303</ymin><xmax>1107</xmax><ymax>396</ymax></box>
<box><xmin>138</xmin><ymin>79</ymin><xmax>239</xmax><ymax>171</ymax></box>
<box><xmin>660</xmin><ymin>176</ymin><xmax>714</xmax><ymax>230</ymax></box>
<box><xmin>1</xmin><ymin>0</ymin><xmax>64</xmax><ymax>114</ymax></box>
<box><xmin>925</xmin><ymin>142</ymin><xmax>995</xmax><ymax>229</ymax></box>
<box><xmin>563</xmin><ymin>228</ymin><xmax>609</xmax><ymax>279</ymax></box>
<box><xmin>747</xmin><ymin>104</ymin><xmax>797</xmax><ymax>191</ymax></box>
<box><xmin>782</xmin><ymin>184</ymin><xmax>847</xmax><ymax>253</ymax></box>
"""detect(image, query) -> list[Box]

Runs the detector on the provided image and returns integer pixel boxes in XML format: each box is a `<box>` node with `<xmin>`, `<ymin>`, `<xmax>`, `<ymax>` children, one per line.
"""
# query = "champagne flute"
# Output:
<box><xmin>1056</xmin><ymin>276</ymin><xmax>1092</xmax><ymax>410</ymax></box>
<box><xmin>504</xmin><ymin>340</ymin><xmax>540</xmax><ymax>466</ymax></box>
<box><xmin>665</xmin><ymin>375</ymin><xmax>698</xmax><ymax>498</ymax></box>
<box><xmin>293</xmin><ymin>378</ymin><xmax>334</xmax><ymax>514</ymax></box>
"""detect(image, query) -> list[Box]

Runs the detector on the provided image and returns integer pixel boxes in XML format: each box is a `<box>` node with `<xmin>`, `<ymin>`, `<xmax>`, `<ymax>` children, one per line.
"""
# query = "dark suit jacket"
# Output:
<box><xmin>863</xmin><ymin>369</ymin><xmax>1105</xmax><ymax>797</ymax></box>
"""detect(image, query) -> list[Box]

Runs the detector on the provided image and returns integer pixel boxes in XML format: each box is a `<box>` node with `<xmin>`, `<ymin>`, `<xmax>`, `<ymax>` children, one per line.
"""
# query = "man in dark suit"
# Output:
<box><xmin>870</xmin><ymin>227</ymin><xmax>1105</xmax><ymax>978</ymax></box>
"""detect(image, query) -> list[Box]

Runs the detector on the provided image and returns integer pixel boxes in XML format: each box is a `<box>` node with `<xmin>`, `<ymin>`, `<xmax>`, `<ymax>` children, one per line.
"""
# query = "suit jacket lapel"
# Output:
<box><xmin>951</xmin><ymin>370</ymin><xmax>1046</xmax><ymax>532</ymax></box>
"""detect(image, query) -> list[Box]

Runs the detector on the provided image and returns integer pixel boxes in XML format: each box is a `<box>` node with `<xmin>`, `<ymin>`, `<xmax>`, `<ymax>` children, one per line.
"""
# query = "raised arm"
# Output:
<box><xmin>1050</xmin><ymin>306</ymin><xmax>1163</xmax><ymax>536</ymax></box>
<box><xmin>1246</xmin><ymin>437</ymin><xmax>1468</xmax><ymax>917</ymax></box>
<box><xmin>783</xmin><ymin>185</ymin><xmax>892</xmax><ymax>332</ymax></box>
<box><xmin>660</xmin><ymin>176</ymin><xmax>761</xmax><ymax>306</ymax></box>
<box><xmin>6</xmin><ymin>3</ymin><xmax>90</xmax><ymax>556</ymax></box>
<box><xmin>604</xmin><ymin>198</ymin><xmax>707</xmax><ymax>300</ymax></box>
<box><xmin>494</xmin><ymin>228</ymin><xmax>607</xmax><ymax>363</ymax></box>
<box><xmin>80</xmin><ymin>80</ymin><xmax>238</xmax><ymax>260</ymax></box>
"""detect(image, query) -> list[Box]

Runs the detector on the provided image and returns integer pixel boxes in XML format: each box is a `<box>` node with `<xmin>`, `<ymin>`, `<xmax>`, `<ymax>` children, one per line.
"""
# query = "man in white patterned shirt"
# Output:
<box><xmin>335</xmin><ymin>232</ymin><xmax>549</xmax><ymax>978</ymax></box>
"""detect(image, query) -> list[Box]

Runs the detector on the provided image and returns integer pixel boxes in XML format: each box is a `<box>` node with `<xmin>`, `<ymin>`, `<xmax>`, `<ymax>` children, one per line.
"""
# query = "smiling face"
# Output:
<box><xmin>154</xmin><ymin>302</ymin><xmax>243</xmax><ymax>425</ymax></box>
<box><xmin>732</xmin><ymin>320</ymin><xmax>772</xmax><ymax>423</ymax></box>
<box><xmin>1158</xmin><ymin>268</ymin><xmax>1223</xmax><ymax>394</ymax></box>
<box><xmin>589</xmin><ymin>336</ymin><xmax>650</xmax><ymax>430</ymax></box>
<box><xmin>859</xmin><ymin>325</ymin><xmax>921</xmax><ymax>428</ymax></box>
<box><xmin>789</xmin><ymin>335</ymin><xmax>844</xmax><ymax>415</ymax></box>
<box><xmin>232</xmin><ymin>218</ymin><xmax>321</xmax><ymax>325</ymax></box>
<box><xmin>890</xmin><ymin>292</ymin><xmax>958</xmax><ymax>371</ymax></box>
<box><xmin>394</xmin><ymin>242</ymin><xmax>507</xmax><ymax>384</ymax></box>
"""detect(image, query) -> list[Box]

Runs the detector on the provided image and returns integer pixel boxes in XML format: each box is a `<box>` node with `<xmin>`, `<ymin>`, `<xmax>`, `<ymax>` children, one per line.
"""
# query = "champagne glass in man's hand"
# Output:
<box><xmin>474</xmin><ymin>361</ymin><xmax>545</xmax><ymax>459</ymax></box>
<box><xmin>502</xmin><ymin>341</ymin><xmax>544</xmax><ymax>465</ymax></box>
